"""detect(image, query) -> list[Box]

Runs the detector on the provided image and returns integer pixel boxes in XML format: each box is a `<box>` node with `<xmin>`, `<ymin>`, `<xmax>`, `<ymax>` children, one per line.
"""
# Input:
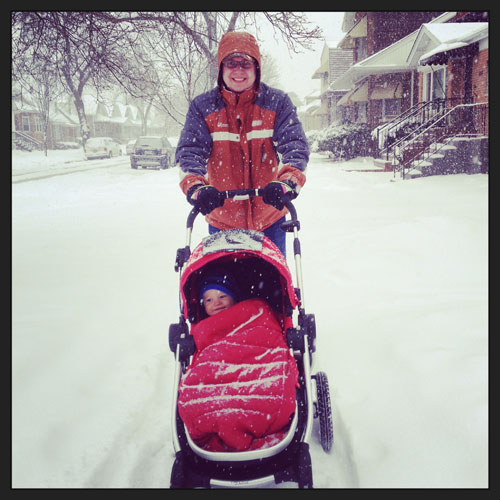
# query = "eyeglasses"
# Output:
<box><xmin>223</xmin><ymin>59</ymin><xmax>255</xmax><ymax>70</ymax></box>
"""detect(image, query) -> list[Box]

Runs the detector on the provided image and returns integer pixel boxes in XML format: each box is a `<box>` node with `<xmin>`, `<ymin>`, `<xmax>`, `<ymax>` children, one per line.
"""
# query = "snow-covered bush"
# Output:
<box><xmin>55</xmin><ymin>141</ymin><xmax>81</xmax><ymax>150</ymax></box>
<box><xmin>306</xmin><ymin>130</ymin><xmax>321</xmax><ymax>153</ymax></box>
<box><xmin>316</xmin><ymin>123</ymin><xmax>372</xmax><ymax>160</ymax></box>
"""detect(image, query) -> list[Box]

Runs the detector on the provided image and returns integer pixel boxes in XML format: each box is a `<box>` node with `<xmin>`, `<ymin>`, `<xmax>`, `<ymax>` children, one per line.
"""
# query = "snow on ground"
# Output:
<box><xmin>12</xmin><ymin>147</ymin><xmax>488</xmax><ymax>488</ymax></box>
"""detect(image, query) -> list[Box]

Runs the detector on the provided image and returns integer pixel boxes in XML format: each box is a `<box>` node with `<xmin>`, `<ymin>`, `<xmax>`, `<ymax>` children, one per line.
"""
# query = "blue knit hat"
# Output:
<box><xmin>199</xmin><ymin>270</ymin><xmax>240</xmax><ymax>302</ymax></box>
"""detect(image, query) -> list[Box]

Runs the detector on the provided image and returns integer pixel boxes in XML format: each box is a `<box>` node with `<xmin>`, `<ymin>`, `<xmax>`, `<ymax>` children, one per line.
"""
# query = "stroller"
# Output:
<box><xmin>169</xmin><ymin>190</ymin><xmax>333</xmax><ymax>488</ymax></box>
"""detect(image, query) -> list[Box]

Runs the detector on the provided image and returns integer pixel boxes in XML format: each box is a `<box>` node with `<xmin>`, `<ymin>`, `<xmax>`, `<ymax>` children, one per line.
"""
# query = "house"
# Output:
<box><xmin>332</xmin><ymin>11</ymin><xmax>444</xmax><ymax>128</ymax></box>
<box><xmin>12</xmin><ymin>89</ymin><xmax>79</xmax><ymax>150</ymax></box>
<box><xmin>297</xmin><ymin>90</ymin><xmax>322</xmax><ymax>132</ymax></box>
<box><xmin>325</xmin><ymin>11</ymin><xmax>488</xmax><ymax>176</ymax></box>
<box><xmin>311</xmin><ymin>41</ymin><xmax>353</xmax><ymax>128</ymax></box>
<box><xmin>11</xmin><ymin>91</ymin><xmax>164</xmax><ymax>150</ymax></box>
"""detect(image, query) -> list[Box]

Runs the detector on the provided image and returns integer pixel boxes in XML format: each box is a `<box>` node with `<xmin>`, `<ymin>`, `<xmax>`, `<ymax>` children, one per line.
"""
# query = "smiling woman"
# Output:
<box><xmin>175</xmin><ymin>31</ymin><xmax>309</xmax><ymax>256</ymax></box>
<box><xmin>221</xmin><ymin>55</ymin><xmax>257</xmax><ymax>93</ymax></box>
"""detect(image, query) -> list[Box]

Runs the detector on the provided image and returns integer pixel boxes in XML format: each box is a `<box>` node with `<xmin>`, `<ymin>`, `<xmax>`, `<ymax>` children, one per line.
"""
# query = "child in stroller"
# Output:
<box><xmin>177</xmin><ymin>268</ymin><xmax>299</xmax><ymax>452</ymax></box>
<box><xmin>170</xmin><ymin>192</ymin><xmax>332</xmax><ymax>488</ymax></box>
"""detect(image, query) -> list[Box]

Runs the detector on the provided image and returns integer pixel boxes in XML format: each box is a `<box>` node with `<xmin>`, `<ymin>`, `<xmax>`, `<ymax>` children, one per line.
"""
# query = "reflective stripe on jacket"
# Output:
<box><xmin>176</xmin><ymin>82</ymin><xmax>308</xmax><ymax>231</ymax></box>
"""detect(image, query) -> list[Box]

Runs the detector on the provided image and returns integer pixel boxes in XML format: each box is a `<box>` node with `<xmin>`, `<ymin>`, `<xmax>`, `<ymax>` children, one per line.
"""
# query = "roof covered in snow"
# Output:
<box><xmin>407</xmin><ymin>22</ymin><xmax>488</xmax><ymax>65</ymax></box>
<box><xmin>330</xmin><ymin>16</ymin><xmax>488</xmax><ymax>92</ymax></box>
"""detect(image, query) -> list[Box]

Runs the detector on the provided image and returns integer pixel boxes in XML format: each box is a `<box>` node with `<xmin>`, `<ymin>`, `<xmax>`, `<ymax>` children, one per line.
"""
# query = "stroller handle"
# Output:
<box><xmin>178</xmin><ymin>188</ymin><xmax>305</xmax><ymax>309</ymax></box>
<box><xmin>186</xmin><ymin>188</ymin><xmax>298</xmax><ymax>229</ymax></box>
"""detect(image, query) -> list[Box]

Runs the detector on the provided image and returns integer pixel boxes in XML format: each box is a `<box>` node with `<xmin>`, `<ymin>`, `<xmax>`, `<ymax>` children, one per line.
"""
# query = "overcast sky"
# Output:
<box><xmin>259</xmin><ymin>11</ymin><xmax>346</xmax><ymax>99</ymax></box>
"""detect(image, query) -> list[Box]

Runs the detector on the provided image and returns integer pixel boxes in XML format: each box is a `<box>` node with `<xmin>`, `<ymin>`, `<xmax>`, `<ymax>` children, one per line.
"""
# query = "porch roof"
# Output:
<box><xmin>331</xmin><ymin>30</ymin><xmax>419</xmax><ymax>91</ymax></box>
<box><xmin>329</xmin><ymin>12</ymin><xmax>467</xmax><ymax>92</ymax></box>
<box><xmin>406</xmin><ymin>22</ymin><xmax>488</xmax><ymax>66</ymax></box>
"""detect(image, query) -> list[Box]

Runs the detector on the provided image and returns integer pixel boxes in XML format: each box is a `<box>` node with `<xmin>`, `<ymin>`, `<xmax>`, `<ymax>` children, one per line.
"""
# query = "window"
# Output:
<box><xmin>432</xmin><ymin>68</ymin><xmax>446</xmax><ymax>100</ymax></box>
<box><xmin>423</xmin><ymin>67</ymin><xmax>446</xmax><ymax>101</ymax></box>
<box><xmin>355</xmin><ymin>37</ymin><xmax>367</xmax><ymax>62</ymax></box>
<box><xmin>34</xmin><ymin>117</ymin><xmax>43</xmax><ymax>132</ymax></box>
<box><xmin>383</xmin><ymin>99</ymin><xmax>401</xmax><ymax>120</ymax></box>
<box><xmin>22</xmin><ymin>116</ymin><xmax>30</xmax><ymax>131</ymax></box>
<box><xmin>355</xmin><ymin>102</ymin><xmax>368</xmax><ymax>123</ymax></box>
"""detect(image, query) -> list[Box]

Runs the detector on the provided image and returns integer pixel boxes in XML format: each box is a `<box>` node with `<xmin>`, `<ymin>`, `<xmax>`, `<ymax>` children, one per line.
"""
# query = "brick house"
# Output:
<box><xmin>332</xmin><ymin>11</ymin><xmax>445</xmax><ymax>129</ymax></box>
<box><xmin>12</xmin><ymin>91</ymin><xmax>166</xmax><ymax>150</ymax></box>
<box><xmin>12</xmin><ymin>90</ymin><xmax>79</xmax><ymax>150</ymax></box>
<box><xmin>325</xmin><ymin>11</ymin><xmax>488</xmax><ymax>175</ymax></box>
<box><xmin>330</xmin><ymin>12</ymin><xmax>488</xmax><ymax>133</ymax></box>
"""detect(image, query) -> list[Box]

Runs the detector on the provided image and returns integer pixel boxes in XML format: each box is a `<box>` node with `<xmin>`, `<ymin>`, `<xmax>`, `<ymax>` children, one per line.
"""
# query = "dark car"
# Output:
<box><xmin>130</xmin><ymin>136</ymin><xmax>174</xmax><ymax>170</ymax></box>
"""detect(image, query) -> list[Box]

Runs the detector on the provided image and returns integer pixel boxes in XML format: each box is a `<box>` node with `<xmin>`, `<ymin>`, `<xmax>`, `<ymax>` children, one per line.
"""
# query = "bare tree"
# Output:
<box><xmin>12</xmin><ymin>11</ymin><xmax>323</xmax><ymax>144</ymax></box>
<box><xmin>12</xmin><ymin>12</ymin><xmax>139</xmax><ymax>149</ymax></box>
<box><xmin>100</xmin><ymin>11</ymin><xmax>322</xmax><ymax>99</ymax></box>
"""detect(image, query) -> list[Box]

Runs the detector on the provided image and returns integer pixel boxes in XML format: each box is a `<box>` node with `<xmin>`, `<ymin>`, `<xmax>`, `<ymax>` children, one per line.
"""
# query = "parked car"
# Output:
<box><xmin>130</xmin><ymin>136</ymin><xmax>174</xmax><ymax>169</ymax></box>
<box><xmin>126</xmin><ymin>139</ymin><xmax>136</xmax><ymax>155</ymax></box>
<box><xmin>85</xmin><ymin>137</ymin><xmax>123</xmax><ymax>160</ymax></box>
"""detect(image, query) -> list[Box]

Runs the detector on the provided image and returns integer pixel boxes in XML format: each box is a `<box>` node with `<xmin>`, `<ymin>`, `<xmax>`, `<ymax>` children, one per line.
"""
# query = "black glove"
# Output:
<box><xmin>187</xmin><ymin>184</ymin><xmax>225</xmax><ymax>215</ymax></box>
<box><xmin>262</xmin><ymin>181</ymin><xmax>298</xmax><ymax>210</ymax></box>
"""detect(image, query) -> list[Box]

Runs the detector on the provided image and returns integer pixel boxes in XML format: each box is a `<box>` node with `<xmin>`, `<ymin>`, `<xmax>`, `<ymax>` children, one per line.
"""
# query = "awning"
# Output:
<box><xmin>338</xmin><ymin>15</ymin><xmax>367</xmax><ymax>48</ymax></box>
<box><xmin>312</xmin><ymin>59</ymin><xmax>328</xmax><ymax>79</ymax></box>
<box><xmin>348</xmin><ymin>15</ymin><xmax>367</xmax><ymax>38</ymax></box>
<box><xmin>370</xmin><ymin>82</ymin><xmax>403</xmax><ymax>100</ymax></box>
<box><xmin>337</xmin><ymin>89</ymin><xmax>354</xmax><ymax>106</ymax></box>
<box><xmin>337</xmin><ymin>81</ymin><xmax>369</xmax><ymax>106</ymax></box>
<box><xmin>331</xmin><ymin>30</ymin><xmax>420</xmax><ymax>91</ymax></box>
<box><xmin>350</xmin><ymin>81</ymin><xmax>369</xmax><ymax>102</ymax></box>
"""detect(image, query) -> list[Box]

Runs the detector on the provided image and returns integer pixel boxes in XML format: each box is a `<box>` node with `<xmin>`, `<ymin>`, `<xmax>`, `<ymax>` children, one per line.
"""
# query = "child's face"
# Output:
<box><xmin>202</xmin><ymin>288</ymin><xmax>235</xmax><ymax>316</ymax></box>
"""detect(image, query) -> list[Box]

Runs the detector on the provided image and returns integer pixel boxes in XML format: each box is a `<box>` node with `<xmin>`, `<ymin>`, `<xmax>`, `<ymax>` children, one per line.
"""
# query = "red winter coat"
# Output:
<box><xmin>176</xmin><ymin>83</ymin><xmax>308</xmax><ymax>232</ymax></box>
<box><xmin>177</xmin><ymin>299</ymin><xmax>299</xmax><ymax>452</ymax></box>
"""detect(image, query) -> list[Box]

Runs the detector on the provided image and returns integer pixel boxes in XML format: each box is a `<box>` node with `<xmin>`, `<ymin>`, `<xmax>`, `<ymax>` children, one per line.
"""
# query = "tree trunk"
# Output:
<box><xmin>73</xmin><ymin>93</ymin><xmax>90</xmax><ymax>150</ymax></box>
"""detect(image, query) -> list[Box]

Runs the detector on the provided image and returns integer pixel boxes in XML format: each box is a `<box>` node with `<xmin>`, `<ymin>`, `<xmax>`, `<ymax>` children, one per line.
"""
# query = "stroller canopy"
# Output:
<box><xmin>180</xmin><ymin>229</ymin><xmax>300</xmax><ymax>324</ymax></box>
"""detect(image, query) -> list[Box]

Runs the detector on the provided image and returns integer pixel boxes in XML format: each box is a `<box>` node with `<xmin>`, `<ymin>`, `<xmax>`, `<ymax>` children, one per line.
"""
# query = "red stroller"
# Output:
<box><xmin>169</xmin><ymin>190</ymin><xmax>333</xmax><ymax>488</ymax></box>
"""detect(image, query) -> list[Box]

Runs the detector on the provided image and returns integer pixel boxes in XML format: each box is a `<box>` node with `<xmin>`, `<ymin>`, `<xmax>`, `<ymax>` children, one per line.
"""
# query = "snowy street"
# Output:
<box><xmin>12</xmin><ymin>149</ymin><xmax>488</xmax><ymax>488</ymax></box>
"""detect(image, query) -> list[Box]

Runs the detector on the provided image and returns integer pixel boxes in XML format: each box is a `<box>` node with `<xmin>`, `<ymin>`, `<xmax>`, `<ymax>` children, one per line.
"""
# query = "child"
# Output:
<box><xmin>199</xmin><ymin>271</ymin><xmax>240</xmax><ymax>317</ymax></box>
<box><xmin>178</xmin><ymin>268</ymin><xmax>299</xmax><ymax>452</ymax></box>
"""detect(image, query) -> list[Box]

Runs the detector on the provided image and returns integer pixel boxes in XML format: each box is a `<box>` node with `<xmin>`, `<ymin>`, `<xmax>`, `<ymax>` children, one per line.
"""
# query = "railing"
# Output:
<box><xmin>376</xmin><ymin>98</ymin><xmax>463</xmax><ymax>160</ymax></box>
<box><xmin>393</xmin><ymin>102</ymin><xmax>488</xmax><ymax>178</ymax></box>
<box><xmin>12</xmin><ymin>130</ymin><xmax>43</xmax><ymax>151</ymax></box>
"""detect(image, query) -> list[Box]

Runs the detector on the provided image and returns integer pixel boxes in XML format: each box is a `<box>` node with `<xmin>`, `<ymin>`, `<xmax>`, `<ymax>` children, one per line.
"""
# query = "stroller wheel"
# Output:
<box><xmin>314</xmin><ymin>371</ymin><xmax>334</xmax><ymax>452</ymax></box>
<box><xmin>170</xmin><ymin>451</ymin><xmax>186</xmax><ymax>488</ymax></box>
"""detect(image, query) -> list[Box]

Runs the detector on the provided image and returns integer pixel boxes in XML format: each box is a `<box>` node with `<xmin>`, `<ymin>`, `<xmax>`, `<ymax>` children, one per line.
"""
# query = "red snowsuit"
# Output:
<box><xmin>177</xmin><ymin>298</ymin><xmax>299</xmax><ymax>452</ymax></box>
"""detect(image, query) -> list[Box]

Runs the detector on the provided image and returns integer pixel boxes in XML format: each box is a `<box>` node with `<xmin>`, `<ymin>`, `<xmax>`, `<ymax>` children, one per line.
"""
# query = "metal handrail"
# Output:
<box><xmin>12</xmin><ymin>130</ymin><xmax>43</xmax><ymax>148</ymax></box>
<box><xmin>377</xmin><ymin>101</ymin><xmax>429</xmax><ymax>156</ymax></box>
<box><xmin>394</xmin><ymin>102</ymin><xmax>488</xmax><ymax>178</ymax></box>
<box><xmin>378</xmin><ymin>98</ymin><xmax>463</xmax><ymax>160</ymax></box>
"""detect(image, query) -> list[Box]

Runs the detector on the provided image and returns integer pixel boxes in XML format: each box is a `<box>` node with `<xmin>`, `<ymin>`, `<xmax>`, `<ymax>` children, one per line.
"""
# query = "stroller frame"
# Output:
<box><xmin>169</xmin><ymin>190</ymin><xmax>331</xmax><ymax>488</ymax></box>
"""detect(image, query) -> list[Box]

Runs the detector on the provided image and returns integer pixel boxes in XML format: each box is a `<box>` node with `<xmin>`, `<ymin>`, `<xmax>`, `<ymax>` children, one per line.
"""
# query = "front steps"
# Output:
<box><xmin>383</xmin><ymin>136</ymin><xmax>488</xmax><ymax>179</ymax></box>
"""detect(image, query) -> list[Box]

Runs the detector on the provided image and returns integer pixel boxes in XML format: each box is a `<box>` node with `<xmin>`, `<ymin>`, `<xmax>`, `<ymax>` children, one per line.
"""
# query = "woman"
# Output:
<box><xmin>175</xmin><ymin>31</ymin><xmax>309</xmax><ymax>256</ymax></box>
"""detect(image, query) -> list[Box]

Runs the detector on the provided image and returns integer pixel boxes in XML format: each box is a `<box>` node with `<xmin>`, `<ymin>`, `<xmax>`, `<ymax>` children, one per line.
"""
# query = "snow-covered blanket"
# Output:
<box><xmin>177</xmin><ymin>298</ymin><xmax>299</xmax><ymax>452</ymax></box>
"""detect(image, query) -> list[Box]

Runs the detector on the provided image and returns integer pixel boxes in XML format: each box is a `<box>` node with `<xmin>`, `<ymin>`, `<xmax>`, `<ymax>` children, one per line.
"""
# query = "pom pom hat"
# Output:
<box><xmin>217</xmin><ymin>32</ymin><xmax>261</xmax><ymax>88</ymax></box>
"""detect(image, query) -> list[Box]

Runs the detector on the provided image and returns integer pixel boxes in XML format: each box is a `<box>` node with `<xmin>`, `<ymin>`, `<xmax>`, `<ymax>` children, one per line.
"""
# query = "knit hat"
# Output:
<box><xmin>217</xmin><ymin>31</ymin><xmax>261</xmax><ymax>89</ymax></box>
<box><xmin>199</xmin><ymin>270</ymin><xmax>241</xmax><ymax>302</ymax></box>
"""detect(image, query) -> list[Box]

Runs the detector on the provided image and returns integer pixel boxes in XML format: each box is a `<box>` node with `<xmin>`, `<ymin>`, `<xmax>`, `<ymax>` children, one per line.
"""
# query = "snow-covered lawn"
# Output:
<box><xmin>12</xmin><ymin>148</ymin><xmax>488</xmax><ymax>488</ymax></box>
